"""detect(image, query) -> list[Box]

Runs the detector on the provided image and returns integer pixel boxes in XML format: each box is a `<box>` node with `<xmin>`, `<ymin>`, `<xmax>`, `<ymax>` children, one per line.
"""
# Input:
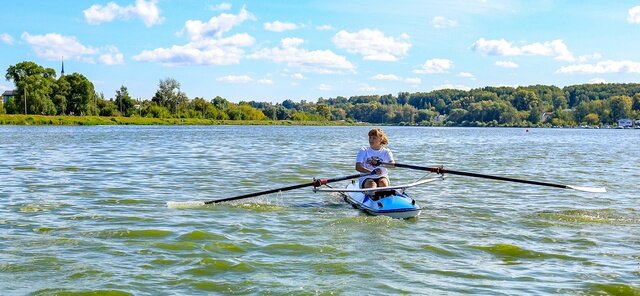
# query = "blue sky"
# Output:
<box><xmin>2</xmin><ymin>0</ymin><xmax>640</xmax><ymax>103</ymax></box>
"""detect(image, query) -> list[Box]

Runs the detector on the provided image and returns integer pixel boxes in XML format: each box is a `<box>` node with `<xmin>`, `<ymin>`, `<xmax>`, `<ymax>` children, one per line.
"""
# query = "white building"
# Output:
<box><xmin>617</xmin><ymin>118</ymin><xmax>633</xmax><ymax>128</ymax></box>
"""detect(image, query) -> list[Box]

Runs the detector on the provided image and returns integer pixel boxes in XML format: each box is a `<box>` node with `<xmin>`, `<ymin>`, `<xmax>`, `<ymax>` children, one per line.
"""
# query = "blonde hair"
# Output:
<box><xmin>368</xmin><ymin>128</ymin><xmax>389</xmax><ymax>145</ymax></box>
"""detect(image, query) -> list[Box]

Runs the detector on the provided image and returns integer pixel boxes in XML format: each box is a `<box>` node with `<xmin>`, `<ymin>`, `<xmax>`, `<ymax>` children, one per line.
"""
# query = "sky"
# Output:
<box><xmin>2</xmin><ymin>0</ymin><xmax>640</xmax><ymax>103</ymax></box>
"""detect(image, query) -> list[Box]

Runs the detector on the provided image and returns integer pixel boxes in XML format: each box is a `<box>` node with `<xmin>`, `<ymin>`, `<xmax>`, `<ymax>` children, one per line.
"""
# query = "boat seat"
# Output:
<box><xmin>370</xmin><ymin>190</ymin><xmax>396</xmax><ymax>201</ymax></box>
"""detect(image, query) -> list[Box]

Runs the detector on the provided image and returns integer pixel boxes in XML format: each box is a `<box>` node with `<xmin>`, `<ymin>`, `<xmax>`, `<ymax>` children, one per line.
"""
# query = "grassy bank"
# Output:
<box><xmin>0</xmin><ymin>114</ymin><xmax>356</xmax><ymax>126</ymax></box>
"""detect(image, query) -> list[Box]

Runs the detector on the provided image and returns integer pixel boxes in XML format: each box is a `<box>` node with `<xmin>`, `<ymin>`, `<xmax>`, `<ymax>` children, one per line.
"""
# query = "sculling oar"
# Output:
<box><xmin>383</xmin><ymin>162</ymin><xmax>606</xmax><ymax>193</ymax></box>
<box><xmin>167</xmin><ymin>173</ymin><xmax>369</xmax><ymax>208</ymax></box>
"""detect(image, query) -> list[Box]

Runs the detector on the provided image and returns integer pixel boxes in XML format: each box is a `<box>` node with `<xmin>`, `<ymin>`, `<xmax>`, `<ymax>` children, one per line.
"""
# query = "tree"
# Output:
<box><xmin>62</xmin><ymin>73</ymin><xmax>96</xmax><ymax>115</ymax></box>
<box><xmin>5</xmin><ymin>61</ymin><xmax>57</xmax><ymax>115</ymax></box>
<box><xmin>608</xmin><ymin>95</ymin><xmax>632</xmax><ymax>122</ymax></box>
<box><xmin>115</xmin><ymin>86</ymin><xmax>134</xmax><ymax>116</ymax></box>
<box><xmin>152</xmin><ymin>78</ymin><xmax>188</xmax><ymax>115</ymax></box>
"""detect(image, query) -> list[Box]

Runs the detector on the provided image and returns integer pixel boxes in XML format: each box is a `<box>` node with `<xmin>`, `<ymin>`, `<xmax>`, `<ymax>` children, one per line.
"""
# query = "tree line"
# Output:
<box><xmin>3</xmin><ymin>61</ymin><xmax>640</xmax><ymax>126</ymax></box>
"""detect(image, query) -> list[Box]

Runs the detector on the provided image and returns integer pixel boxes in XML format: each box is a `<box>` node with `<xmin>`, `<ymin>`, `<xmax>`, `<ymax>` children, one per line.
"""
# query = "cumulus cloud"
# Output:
<box><xmin>217</xmin><ymin>75</ymin><xmax>253</xmax><ymax>83</ymax></box>
<box><xmin>316</xmin><ymin>25</ymin><xmax>334</xmax><ymax>31</ymax></box>
<box><xmin>291</xmin><ymin>73</ymin><xmax>305</xmax><ymax>80</ymax></box>
<box><xmin>180</xmin><ymin>7</ymin><xmax>254</xmax><ymax>41</ymax></box>
<box><xmin>556</xmin><ymin>60</ymin><xmax>640</xmax><ymax>74</ymax></box>
<box><xmin>22</xmin><ymin>32</ymin><xmax>97</xmax><ymax>60</ymax></box>
<box><xmin>21</xmin><ymin>32</ymin><xmax>123</xmax><ymax>65</ymax></box>
<box><xmin>264</xmin><ymin>21</ymin><xmax>299</xmax><ymax>32</ymax></box>
<box><xmin>589</xmin><ymin>78</ymin><xmax>607</xmax><ymax>84</ymax></box>
<box><xmin>258</xmin><ymin>78</ymin><xmax>273</xmax><ymax>85</ymax></box>
<box><xmin>471</xmin><ymin>38</ymin><xmax>575</xmax><ymax>62</ymax></box>
<box><xmin>458</xmin><ymin>72</ymin><xmax>474</xmax><ymax>78</ymax></box>
<box><xmin>98</xmin><ymin>45</ymin><xmax>125</xmax><ymax>65</ymax></box>
<box><xmin>371</xmin><ymin>74</ymin><xmax>400</xmax><ymax>81</ymax></box>
<box><xmin>249</xmin><ymin>38</ymin><xmax>355</xmax><ymax>73</ymax></box>
<box><xmin>332</xmin><ymin>29</ymin><xmax>411</xmax><ymax>61</ymax></box>
<box><xmin>628</xmin><ymin>6</ymin><xmax>640</xmax><ymax>23</ymax></box>
<box><xmin>357</xmin><ymin>83</ymin><xmax>382</xmax><ymax>92</ymax></box>
<box><xmin>495</xmin><ymin>60</ymin><xmax>519</xmax><ymax>68</ymax></box>
<box><xmin>434</xmin><ymin>83</ymin><xmax>471</xmax><ymax>91</ymax></box>
<box><xmin>133</xmin><ymin>33</ymin><xmax>254</xmax><ymax>66</ymax></box>
<box><xmin>83</xmin><ymin>0</ymin><xmax>163</xmax><ymax>27</ymax></box>
<box><xmin>414</xmin><ymin>58</ymin><xmax>453</xmax><ymax>74</ymax></box>
<box><xmin>432</xmin><ymin>16</ymin><xmax>458</xmax><ymax>28</ymax></box>
<box><xmin>135</xmin><ymin>8</ymin><xmax>256</xmax><ymax>66</ymax></box>
<box><xmin>210</xmin><ymin>2</ymin><xmax>232</xmax><ymax>11</ymax></box>
<box><xmin>1</xmin><ymin>33</ymin><xmax>14</xmax><ymax>45</ymax></box>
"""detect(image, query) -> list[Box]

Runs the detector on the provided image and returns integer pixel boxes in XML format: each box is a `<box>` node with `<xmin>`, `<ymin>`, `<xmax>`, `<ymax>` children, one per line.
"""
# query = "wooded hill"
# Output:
<box><xmin>3</xmin><ymin>61</ymin><xmax>640</xmax><ymax>127</ymax></box>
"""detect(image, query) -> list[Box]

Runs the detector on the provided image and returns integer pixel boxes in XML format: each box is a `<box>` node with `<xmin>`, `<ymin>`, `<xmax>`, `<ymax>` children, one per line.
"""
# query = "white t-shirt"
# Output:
<box><xmin>356</xmin><ymin>146</ymin><xmax>394</xmax><ymax>186</ymax></box>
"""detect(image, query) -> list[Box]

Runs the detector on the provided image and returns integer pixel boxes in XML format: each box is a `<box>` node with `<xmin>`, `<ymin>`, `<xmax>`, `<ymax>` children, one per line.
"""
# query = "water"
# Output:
<box><xmin>1</xmin><ymin>125</ymin><xmax>638</xmax><ymax>295</ymax></box>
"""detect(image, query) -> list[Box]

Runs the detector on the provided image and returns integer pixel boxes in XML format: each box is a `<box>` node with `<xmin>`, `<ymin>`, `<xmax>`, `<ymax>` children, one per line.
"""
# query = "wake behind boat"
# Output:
<box><xmin>314</xmin><ymin>177</ymin><xmax>444</xmax><ymax>219</ymax></box>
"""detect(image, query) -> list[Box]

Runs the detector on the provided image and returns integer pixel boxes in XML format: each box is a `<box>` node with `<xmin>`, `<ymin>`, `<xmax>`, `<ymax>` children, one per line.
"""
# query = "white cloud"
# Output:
<box><xmin>98</xmin><ymin>46</ymin><xmax>124</xmax><ymax>65</ymax></box>
<box><xmin>434</xmin><ymin>82</ymin><xmax>471</xmax><ymax>91</ymax></box>
<box><xmin>258</xmin><ymin>78</ymin><xmax>273</xmax><ymax>85</ymax></box>
<box><xmin>628</xmin><ymin>6</ymin><xmax>640</xmax><ymax>23</ymax></box>
<box><xmin>556</xmin><ymin>60</ymin><xmax>640</xmax><ymax>74</ymax></box>
<box><xmin>180</xmin><ymin>7</ymin><xmax>254</xmax><ymax>41</ymax></box>
<box><xmin>1</xmin><ymin>33</ymin><xmax>14</xmax><ymax>45</ymax></box>
<box><xmin>316</xmin><ymin>25</ymin><xmax>334</xmax><ymax>31</ymax></box>
<box><xmin>577</xmin><ymin>52</ymin><xmax>602</xmax><ymax>63</ymax></box>
<box><xmin>458</xmin><ymin>72</ymin><xmax>474</xmax><ymax>78</ymax></box>
<box><xmin>317</xmin><ymin>83</ymin><xmax>332</xmax><ymax>91</ymax></box>
<box><xmin>210</xmin><ymin>2</ymin><xmax>232</xmax><ymax>11</ymax></box>
<box><xmin>405</xmin><ymin>77</ymin><xmax>421</xmax><ymax>85</ymax></box>
<box><xmin>249</xmin><ymin>38</ymin><xmax>355</xmax><ymax>73</ymax></box>
<box><xmin>21</xmin><ymin>32</ymin><xmax>121</xmax><ymax>65</ymax></box>
<box><xmin>414</xmin><ymin>58</ymin><xmax>453</xmax><ymax>74</ymax></box>
<box><xmin>371</xmin><ymin>74</ymin><xmax>400</xmax><ymax>81</ymax></box>
<box><xmin>133</xmin><ymin>33</ymin><xmax>254</xmax><ymax>66</ymax></box>
<box><xmin>588</xmin><ymin>78</ymin><xmax>607</xmax><ymax>84</ymax></box>
<box><xmin>217</xmin><ymin>75</ymin><xmax>252</xmax><ymax>83</ymax></box>
<box><xmin>495</xmin><ymin>60</ymin><xmax>519</xmax><ymax>68</ymax></box>
<box><xmin>291</xmin><ymin>73</ymin><xmax>305</xmax><ymax>80</ymax></box>
<box><xmin>357</xmin><ymin>83</ymin><xmax>381</xmax><ymax>92</ymax></box>
<box><xmin>432</xmin><ymin>16</ymin><xmax>458</xmax><ymax>28</ymax></box>
<box><xmin>22</xmin><ymin>32</ymin><xmax>97</xmax><ymax>60</ymax></box>
<box><xmin>264</xmin><ymin>21</ymin><xmax>299</xmax><ymax>32</ymax></box>
<box><xmin>332</xmin><ymin>29</ymin><xmax>411</xmax><ymax>61</ymax></box>
<box><xmin>83</xmin><ymin>0</ymin><xmax>163</xmax><ymax>27</ymax></box>
<box><xmin>471</xmin><ymin>38</ymin><xmax>575</xmax><ymax>62</ymax></box>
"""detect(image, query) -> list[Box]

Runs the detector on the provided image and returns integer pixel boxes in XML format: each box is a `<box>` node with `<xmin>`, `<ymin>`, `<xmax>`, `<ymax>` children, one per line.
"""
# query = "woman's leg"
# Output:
<box><xmin>377</xmin><ymin>177</ymin><xmax>389</xmax><ymax>187</ymax></box>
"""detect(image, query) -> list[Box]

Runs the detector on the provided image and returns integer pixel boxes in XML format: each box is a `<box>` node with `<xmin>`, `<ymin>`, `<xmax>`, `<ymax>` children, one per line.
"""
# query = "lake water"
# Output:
<box><xmin>1</xmin><ymin>125</ymin><xmax>638</xmax><ymax>295</ymax></box>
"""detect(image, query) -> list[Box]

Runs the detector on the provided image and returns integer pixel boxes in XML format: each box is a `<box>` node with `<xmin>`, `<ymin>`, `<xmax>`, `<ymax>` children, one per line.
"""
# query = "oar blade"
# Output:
<box><xmin>567</xmin><ymin>185</ymin><xmax>607</xmax><ymax>193</ymax></box>
<box><xmin>166</xmin><ymin>201</ymin><xmax>206</xmax><ymax>208</ymax></box>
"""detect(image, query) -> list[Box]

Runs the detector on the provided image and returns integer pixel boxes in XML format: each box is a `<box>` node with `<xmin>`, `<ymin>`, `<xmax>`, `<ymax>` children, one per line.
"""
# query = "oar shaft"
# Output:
<box><xmin>204</xmin><ymin>173</ymin><xmax>365</xmax><ymax>204</ymax></box>
<box><xmin>391</xmin><ymin>163</ymin><xmax>568</xmax><ymax>190</ymax></box>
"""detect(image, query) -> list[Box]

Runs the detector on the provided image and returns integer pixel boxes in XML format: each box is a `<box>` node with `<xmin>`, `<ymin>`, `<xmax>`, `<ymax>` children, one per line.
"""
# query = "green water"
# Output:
<box><xmin>1</xmin><ymin>126</ymin><xmax>638</xmax><ymax>295</ymax></box>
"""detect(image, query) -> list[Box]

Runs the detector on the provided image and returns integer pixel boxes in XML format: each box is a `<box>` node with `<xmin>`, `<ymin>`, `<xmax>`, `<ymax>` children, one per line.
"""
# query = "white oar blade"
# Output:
<box><xmin>166</xmin><ymin>201</ymin><xmax>206</xmax><ymax>208</ymax></box>
<box><xmin>567</xmin><ymin>185</ymin><xmax>607</xmax><ymax>193</ymax></box>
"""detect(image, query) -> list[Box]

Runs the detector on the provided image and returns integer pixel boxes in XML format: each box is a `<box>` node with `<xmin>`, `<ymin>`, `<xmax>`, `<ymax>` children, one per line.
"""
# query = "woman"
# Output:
<box><xmin>355</xmin><ymin>128</ymin><xmax>395</xmax><ymax>189</ymax></box>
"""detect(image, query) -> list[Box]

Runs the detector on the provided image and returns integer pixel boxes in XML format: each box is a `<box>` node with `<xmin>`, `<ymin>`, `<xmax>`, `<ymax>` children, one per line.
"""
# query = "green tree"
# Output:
<box><xmin>115</xmin><ymin>86</ymin><xmax>134</xmax><ymax>116</ymax></box>
<box><xmin>608</xmin><ymin>95</ymin><xmax>632</xmax><ymax>122</ymax></box>
<box><xmin>152</xmin><ymin>78</ymin><xmax>188</xmax><ymax>115</ymax></box>
<box><xmin>61</xmin><ymin>73</ymin><xmax>96</xmax><ymax>115</ymax></box>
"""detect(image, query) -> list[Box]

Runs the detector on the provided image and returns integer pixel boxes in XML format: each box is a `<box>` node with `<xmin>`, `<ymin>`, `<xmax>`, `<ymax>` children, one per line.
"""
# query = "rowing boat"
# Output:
<box><xmin>314</xmin><ymin>177</ymin><xmax>443</xmax><ymax>219</ymax></box>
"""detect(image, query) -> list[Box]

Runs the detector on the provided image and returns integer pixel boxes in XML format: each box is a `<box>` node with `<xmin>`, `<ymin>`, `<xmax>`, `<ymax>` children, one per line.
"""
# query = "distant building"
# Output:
<box><xmin>617</xmin><ymin>118</ymin><xmax>633</xmax><ymax>128</ymax></box>
<box><xmin>2</xmin><ymin>90</ymin><xmax>17</xmax><ymax>104</ymax></box>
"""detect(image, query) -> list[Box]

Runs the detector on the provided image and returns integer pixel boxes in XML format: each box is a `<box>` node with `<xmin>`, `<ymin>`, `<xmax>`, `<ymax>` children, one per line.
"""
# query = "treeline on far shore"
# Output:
<box><xmin>3</xmin><ymin>61</ymin><xmax>640</xmax><ymax>127</ymax></box>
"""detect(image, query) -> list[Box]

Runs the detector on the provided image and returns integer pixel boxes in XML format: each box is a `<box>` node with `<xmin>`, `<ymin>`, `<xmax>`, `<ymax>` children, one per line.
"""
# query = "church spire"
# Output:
<box><xmin>61</xmin><ymin>57</ymin><xmax>65</xmax><ymax>77</ymax></box>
